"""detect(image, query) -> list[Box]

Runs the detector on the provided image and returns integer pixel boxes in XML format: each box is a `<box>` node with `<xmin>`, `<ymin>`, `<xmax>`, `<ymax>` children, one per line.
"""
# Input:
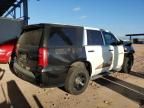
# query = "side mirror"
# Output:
<box><xmin>117</xmin><ymin>40</ymin><xmax>123</xmax><ymax>45</ymax></box>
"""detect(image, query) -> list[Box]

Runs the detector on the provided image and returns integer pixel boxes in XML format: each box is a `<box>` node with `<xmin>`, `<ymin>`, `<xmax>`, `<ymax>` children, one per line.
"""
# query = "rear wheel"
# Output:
<box><xmin>122</xmin><ymin>55</ymin><xmax>134</xmax><ymax>73</ymax></box>
<box><xmin>65</xmin><ymin>62</ymin><xmax>89</xmax><ymax>95</ymax></box>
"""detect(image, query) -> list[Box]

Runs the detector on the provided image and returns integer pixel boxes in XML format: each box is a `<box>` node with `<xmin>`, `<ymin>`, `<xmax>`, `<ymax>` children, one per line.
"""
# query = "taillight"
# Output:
<box><xmin>38</xmin><ymin>48</ymin><xmax>48</xmax><ymax>68</ymax></box>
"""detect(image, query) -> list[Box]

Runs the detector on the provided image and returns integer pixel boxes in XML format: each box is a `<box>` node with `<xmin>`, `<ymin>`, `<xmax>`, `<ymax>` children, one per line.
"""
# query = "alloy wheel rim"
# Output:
<box><xmin>74</xmin><ymin>73</ymin><xmax>86</xmax><ymax>91</ymax></box>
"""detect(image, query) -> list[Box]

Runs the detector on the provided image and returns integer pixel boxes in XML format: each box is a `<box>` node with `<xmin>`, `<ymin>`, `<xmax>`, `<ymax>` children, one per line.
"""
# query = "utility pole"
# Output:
<box><xmin>23</xmin><ymin>0</ymin><xmax>28</xmax><ymax>25</ymax></box>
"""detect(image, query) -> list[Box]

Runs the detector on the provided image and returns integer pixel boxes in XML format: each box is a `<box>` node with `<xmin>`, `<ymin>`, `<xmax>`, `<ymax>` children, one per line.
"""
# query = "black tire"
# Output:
<box><xmin>65</xmin><ymin>62</ymin><xmax>89</xmax><ymax>95</ymax></box>
<box><xmin>122</xmin><ymin>55</ymin><xmax>134</xmax><ymax>73</ymax></box>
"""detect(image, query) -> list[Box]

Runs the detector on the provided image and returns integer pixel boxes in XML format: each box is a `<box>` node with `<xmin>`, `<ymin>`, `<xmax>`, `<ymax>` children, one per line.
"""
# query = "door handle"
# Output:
<box><xmin>109</xmin><ymin>49</ymin><xmax>113</xmax><ymax>51</ymax></box>
<box><xmin>88</xmin><ymin>50</ymin><xmax>94</xmax><ymax>52</ymax></box>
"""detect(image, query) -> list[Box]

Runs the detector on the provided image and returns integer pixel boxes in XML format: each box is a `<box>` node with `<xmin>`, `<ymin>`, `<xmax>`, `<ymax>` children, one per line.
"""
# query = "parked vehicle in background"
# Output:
<box><xmin>0</xmin><ymin>38</ymin><xmax>17</xmax><ymax>63</ymax></box>
<box><xmin>13</xmin><ymin>23</ymin><xmax>135</xmax><ymax>95</ymax></box>
<box><xmin>0</xmin><ymin>17</ymin><xmax>23</xmax><ymax>64</ymax></box>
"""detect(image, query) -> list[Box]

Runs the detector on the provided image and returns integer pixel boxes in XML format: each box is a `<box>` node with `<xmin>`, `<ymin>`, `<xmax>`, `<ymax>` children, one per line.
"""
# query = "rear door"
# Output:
<box><xmin>17</xmin><ymin>28</ymin><xmax>43</xmax><ymax>71</ymax></box>
<box><xmin>102</xmin><ymin>31</ymin><xmax>124</xmax><ymax>71</ymax></box>
<box><xmin>85</xmin><ymin>28</ymin><xmax>112</xmax><ymax>77</ymax></box>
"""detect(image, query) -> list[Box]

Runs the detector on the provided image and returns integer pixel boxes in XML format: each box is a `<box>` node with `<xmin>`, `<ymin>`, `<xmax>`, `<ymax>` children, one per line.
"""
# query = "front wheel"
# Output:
<box><xmin>64</xmin><ymin>62</ymin><xmax>89</xmax><ymax>95</ymax></box>
<box><xmin>121</xmin><ymin>55</ymin><xmax>134</xmax><ymax>73</ymax></box>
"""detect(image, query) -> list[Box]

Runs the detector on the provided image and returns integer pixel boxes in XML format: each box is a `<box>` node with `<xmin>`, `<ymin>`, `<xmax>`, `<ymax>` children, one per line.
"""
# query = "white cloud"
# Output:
<box><xmin>72</xmin><ymin>7</ymin><xmax>81</xmax><ymax>12</ymax></box>
<box><xmin>79</xmin><ymin>16</ymin><xmax>88</xmax><ymax>19</ymax></box>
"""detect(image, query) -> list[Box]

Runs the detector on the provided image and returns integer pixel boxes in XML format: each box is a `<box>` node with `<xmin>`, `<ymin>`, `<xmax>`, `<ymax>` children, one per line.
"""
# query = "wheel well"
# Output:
<box><xmin>83</xmin><ymin>61</ymin><xmax>92</xmax><ymax>76</ymax></box>
<box><xmin>122</xmin><ymin>54</ymin><xmax>134</xmax><ymax>67</ymax></box>
<box><xmin>125</xmin><ymin>54</ymin><xmax>134</xmax><ymax>64</ymax></box>
<box><xmin>70</xmin><ymin>61</ymin><xmax>92</xmax><ymax>76</ymax></box>
<box><xmin>124</xmin><ymin>54</ymin><xmax>134</xmax><ymax>60</ymax></box>
<box><xmin>121</xmin><ymin>54</ymin><xmax>134</xmax><ymax>73</ymax></box>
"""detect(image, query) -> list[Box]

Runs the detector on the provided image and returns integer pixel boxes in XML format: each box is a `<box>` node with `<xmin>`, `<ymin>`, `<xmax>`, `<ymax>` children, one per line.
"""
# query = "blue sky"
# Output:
<box><xmin>28</xmin><ymin>0</ymin><xmax>144</xmax><ymax>39</ymax></box>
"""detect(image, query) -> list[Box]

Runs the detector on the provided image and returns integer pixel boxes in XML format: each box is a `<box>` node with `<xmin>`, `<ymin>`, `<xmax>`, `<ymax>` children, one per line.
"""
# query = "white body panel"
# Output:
<box><xmin>85</xmin><ymin>45</ymin><xmax>112</xmax><ymax>77</ymax></box>
<box><xmin>109</xmin><ymin>45</ymin><xmax>124</xmax><ymax>71</ymax></box>
<box><xmin>84</xmin><ymin>27</ymin><xmax>125</xmax><ymax>78</ymax></box>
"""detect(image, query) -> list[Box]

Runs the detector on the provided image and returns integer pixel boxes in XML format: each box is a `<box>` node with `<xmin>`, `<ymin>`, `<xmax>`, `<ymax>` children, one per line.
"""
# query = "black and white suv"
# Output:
<box><xmin>14</xmin><ymin>23</ymin><xmax>134</xmax><ymax>95</ymax></box>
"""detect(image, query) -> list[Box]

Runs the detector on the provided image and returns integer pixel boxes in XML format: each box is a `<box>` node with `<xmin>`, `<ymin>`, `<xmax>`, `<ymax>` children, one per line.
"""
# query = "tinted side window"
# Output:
<box><xmin>87</xmin><ymin>30</ymin><xmax>103</xmax><ymax>45</ymax></box>
<box><xmin>48</xmin><ymin>27</ymin><xmax>82</xmax><ymax>46</ymax></box>
<box><xmin>102</xmin><ymin>32</ymin><xmax>118</xmax><ymax>45</ymax></box>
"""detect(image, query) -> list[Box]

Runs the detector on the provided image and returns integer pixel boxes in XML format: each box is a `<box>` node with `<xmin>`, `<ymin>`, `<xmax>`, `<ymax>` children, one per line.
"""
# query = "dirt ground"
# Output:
<box><xmin>0</xmin><ymin>44</ymin><xmax>144</xmax><ymax>108</ymax></box>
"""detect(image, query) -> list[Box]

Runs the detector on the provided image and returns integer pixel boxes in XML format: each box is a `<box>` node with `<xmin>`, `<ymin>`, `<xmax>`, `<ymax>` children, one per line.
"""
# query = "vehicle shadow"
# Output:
<box><xmin>0</xmin><ymin>68</ymin><xmax>5</xmax><ymax>80</ymax></box>
<box><xmin>0</xmin><ymin>85</ymin><xmax>10</xmax><ymax>108</ymax></box>
<box><xmin>7</xmin><ymin>80</ymin><xmax>31</xmax><ymax>108</ymax></box>
<box><xmin>95</xmin><ymin>75</ymin><xmax>144</xmax><ymax>107</ymax></box>
<box><xmin>129</xmin><ymin>71</ymin><xmax>144</xmax><ymax>79</ymax></box>
<box><xmin>0</xmin><ymin>80</ymin><xmax>30</xmax><ymax>108</ymax></box>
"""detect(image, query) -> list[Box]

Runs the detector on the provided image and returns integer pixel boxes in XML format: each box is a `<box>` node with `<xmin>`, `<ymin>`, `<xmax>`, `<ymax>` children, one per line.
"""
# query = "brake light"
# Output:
<box><xmin>38</xmin><ymin>48</ymin><xmax>48</xmax><ymax>68</ymax></box>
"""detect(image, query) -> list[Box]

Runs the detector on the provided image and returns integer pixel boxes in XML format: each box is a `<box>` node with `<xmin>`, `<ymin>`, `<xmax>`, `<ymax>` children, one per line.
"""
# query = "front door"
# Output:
<box><xmin>102</xmin><ymin>31</ymin><xmax>124</xmax><ymax>71</ymax></box>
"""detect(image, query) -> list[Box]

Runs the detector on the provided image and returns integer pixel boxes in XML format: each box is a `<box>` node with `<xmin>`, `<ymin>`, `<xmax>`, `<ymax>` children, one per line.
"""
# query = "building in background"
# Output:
<box><xmin>0</xmin><ymin>17</ymin><xmax>23</xmax><ymax>43</ymax></box>
<box><xmin>126</xmin><ymin>34</ymin><xmax>144</xmax><ymax>44</ymax></box>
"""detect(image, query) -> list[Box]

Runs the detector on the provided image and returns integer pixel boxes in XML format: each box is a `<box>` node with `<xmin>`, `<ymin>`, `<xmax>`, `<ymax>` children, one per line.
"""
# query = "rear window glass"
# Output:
<box><xmin>47</xmin><ymin>27</ymin><xmax>83</xmax><ymax>47</ymax></box>
<box><xmin>18</xmin><ymin>29</ymin><xmax>42</xmax><ymax>47</ymax></box>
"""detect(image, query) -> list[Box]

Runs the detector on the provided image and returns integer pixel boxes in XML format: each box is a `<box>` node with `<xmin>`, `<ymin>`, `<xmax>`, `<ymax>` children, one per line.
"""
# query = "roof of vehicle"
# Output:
<box><xmin>0</xmin><ymin>17</ymin><xmax>23</xmax><ymax>22</ymax></box>
<box><xmin>84</xmin><ymin>27</ymin><xmax>100</xmax><ymax>31</ymax></box>
<box><xmin>24</xmin><ymin>23</ymin><xmax>82</xmax><ymax>29</ymax></box>
<box><xmin>24</xmin><ymin>23</ymin><xmax>111</xmax><ymax>33</ymax></box>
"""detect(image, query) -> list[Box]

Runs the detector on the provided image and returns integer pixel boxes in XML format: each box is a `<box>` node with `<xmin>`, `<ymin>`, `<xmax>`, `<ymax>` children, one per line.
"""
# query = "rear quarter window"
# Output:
<box><xmin>47</xmin><ymin>27</ymin><xmax>83</xmax><ymax>47</ymax></box>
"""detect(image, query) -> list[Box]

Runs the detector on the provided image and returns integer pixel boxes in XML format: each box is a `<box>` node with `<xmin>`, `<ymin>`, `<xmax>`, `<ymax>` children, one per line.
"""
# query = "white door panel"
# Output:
<box><xmin>102</xmin><ymin>31</ymin><xmax>125</xmax><ymax>71</ymax></box>
<box><xmin>109</xmin><ymin>45</ymin><xmax>124</xmax><ymax>71</ymax></box>
<box><xmin>85</xmin><ymin>46</ymin><xmax>112</xmax><ymax>77</ymax></box>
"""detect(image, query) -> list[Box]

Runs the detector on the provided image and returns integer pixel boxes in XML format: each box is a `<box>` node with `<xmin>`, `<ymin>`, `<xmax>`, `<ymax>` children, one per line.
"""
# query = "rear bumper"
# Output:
<box><xmin>14</xmin><ymin>63</ymin><xmax>36</xmax><ymax>84</ymax></box>
<box><xmin>14</xmin><ymin>62</ymin><xmax>67</xmax><ymax>87</ymax></box>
